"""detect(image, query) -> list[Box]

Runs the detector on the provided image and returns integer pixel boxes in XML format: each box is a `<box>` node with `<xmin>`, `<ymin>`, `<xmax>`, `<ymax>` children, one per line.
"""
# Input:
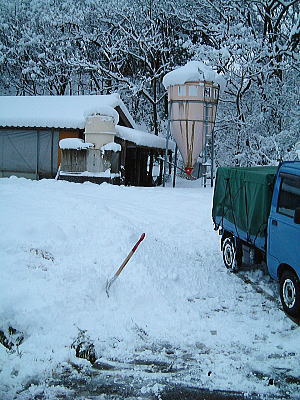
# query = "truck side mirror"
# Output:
<box><xmin>294</xmin><ymin>207</ymin><xmax>300</xmax><ymax>224</ymax></box>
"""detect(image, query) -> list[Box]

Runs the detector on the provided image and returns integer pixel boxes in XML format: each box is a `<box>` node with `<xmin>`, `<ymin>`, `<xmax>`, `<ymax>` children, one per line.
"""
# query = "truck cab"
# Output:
<box><xmin>267</xmin><ymin>161</ymin><xmax>300</xmax><ymax>317</ymax></box>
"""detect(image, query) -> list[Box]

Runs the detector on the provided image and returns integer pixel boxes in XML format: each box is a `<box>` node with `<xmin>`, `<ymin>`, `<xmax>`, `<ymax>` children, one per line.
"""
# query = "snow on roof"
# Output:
<box><xmin>0</xmin><ymin>94</ymin><xmax>136</xmax><ymax>130</ymax></box>
<box><xmin>59</xmin><ymin>138</ymin><xmax>94</xmax><ymax>150</ymax></box>
<box><xmin>101</xmin><ymin>142</ymin><xmax>121</xmax><ymax>152</ymax></box>
<box><xmin>163</xmin><ymin>61</ymin><xmax>225</xmax><ymax>89</ymax></box>
<box><xmin>116</xmin><ymin>125</ymin><xmax>175</xmax><ymax>151</ymax></box>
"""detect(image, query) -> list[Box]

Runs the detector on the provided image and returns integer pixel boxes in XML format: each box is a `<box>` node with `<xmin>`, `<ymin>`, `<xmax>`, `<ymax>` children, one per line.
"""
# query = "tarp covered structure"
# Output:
<box><xmin>0</xmin><ymin>129</ymin><xmax>59</xmax><ymax>178</ymax></box>
<box><xmin>212</xmin><ymin>166</ymin><xmax>278</xmax><ymax>244</ymax></box>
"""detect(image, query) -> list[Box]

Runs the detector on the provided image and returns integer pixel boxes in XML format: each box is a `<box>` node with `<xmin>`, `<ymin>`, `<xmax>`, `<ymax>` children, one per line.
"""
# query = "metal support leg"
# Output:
<box><xmin>211</xmin><ymin>127</ymin><xmax>215</xmax><ymax>187</ymax></box>
<box><xmin>173</xmin><ymin>144</ymin><xmax>178</xmax><ymax>188</ymax></box>
<box><xmin>163</xmin><ymin>102</ymin><xmax>171</xmax><ymax>187</ymax></box>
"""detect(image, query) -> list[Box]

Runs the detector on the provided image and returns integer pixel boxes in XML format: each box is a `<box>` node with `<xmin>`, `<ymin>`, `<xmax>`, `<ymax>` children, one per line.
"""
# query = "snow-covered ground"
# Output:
<box><xmin>0</xmin><ymin>177</ymin><xmax>299</xmax><ymax>400</ymax></box>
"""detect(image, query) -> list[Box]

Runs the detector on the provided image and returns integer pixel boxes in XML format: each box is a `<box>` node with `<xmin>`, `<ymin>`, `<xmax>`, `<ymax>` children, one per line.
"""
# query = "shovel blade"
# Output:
<box><xmin>105</xmin><ymin>275</ymin><xmax>117</xmax><ymax>297</ymax></box>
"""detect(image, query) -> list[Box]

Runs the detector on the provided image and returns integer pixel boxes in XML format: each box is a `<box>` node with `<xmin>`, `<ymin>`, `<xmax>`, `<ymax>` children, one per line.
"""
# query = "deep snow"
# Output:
<box><xmin>0</xmin><ymin>95</ymin><xmax>125</xmax><ymax>130</ymax></box>
<box><xmin>59</xmin><ymin>138</ymin><xmax>94</xmax><ymax>150</ymax></box>
<box><xmin>0</xmin><ymin>177</ymin><xmax>299</xmax><ymax>399</ymax></box>
<box><xmin>162</xmin><ymin>61</ymin><xmax>225</xmax><ymax>89</ymax></box>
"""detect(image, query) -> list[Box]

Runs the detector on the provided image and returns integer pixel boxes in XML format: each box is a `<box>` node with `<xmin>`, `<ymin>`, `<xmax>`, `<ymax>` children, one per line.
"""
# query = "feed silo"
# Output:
<box><xmin>163</xmin><ymin>62</ymin><xmax>221</xmax><ymax>185</ymax></box>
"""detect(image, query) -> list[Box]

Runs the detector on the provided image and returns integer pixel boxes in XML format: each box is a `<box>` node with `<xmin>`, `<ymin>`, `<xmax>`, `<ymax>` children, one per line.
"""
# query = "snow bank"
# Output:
<box><xmin>0</xmin><ymin>94</ymin><xmax>134</xmax><ymax>130</ymax></box>
<box><xmin>59</xmin><ymin>138</ymin><xmax>94</xmax><ymax>150</ymax></box>
<box><xmin>0</xmin><ymin>177</ymin><xmax>298</xmax><ymax>399</ymax></box>
<box><xmin>163</xmin><ymin>61</ymin><xmax>225</xmax><ymax>89</ymax></box>
<box><xmin>116</xmin><ymin>125</ymin><xmax>175</xmax><ymax>150</ymax></box>
<box><xmin>101</xmin><ymin>142</ymin><xmax>121</xmax><ymax>152</ymax></box>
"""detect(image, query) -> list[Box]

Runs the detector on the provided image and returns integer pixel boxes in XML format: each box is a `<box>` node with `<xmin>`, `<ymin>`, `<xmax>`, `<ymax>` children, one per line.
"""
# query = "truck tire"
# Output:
<box><xmin>222</xmin><ymin>237</ymin><xmax>239</xmax><ymax>272</ymax></box>
<box><xmin>280</xmin><ymin>270</ymin><xmax>300</xmax><ymax>318</ymax></box>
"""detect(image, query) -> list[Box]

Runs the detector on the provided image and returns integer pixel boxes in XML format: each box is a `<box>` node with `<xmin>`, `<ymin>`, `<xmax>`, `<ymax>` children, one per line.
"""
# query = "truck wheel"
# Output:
<box><xmin>222</xmin><ymin>237</ymin><xmax>239</xmax><ymax>272</ymax></box>
<box><xmin>280</xmin><ymin>270</ymin><xmax>300</xmax><ymax>318</ymax></box>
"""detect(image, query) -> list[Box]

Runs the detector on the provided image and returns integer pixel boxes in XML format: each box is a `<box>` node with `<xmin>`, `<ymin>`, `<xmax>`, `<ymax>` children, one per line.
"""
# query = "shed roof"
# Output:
<box><xmin>0</xmin><ymin>94</ymin><xmax>136</xmax><ymax>130</ymax></box>
<box><xmin>116</xmin><ymin>125</ymin><xmax>175</xmax><ymax>151</ymax></box>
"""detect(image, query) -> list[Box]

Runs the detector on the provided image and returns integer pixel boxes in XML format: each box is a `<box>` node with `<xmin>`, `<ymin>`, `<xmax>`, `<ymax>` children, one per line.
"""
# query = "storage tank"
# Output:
<box><xmin>167</xmin><ymin>80</ymin><xmax>219</xmax><ymax>176</ymax></box>
<box><xmin>84</xmin><ymin>114</ymin><xmax>116</xmax><ymax>149</ymax></box>
<box><xmin>163</xmin><ymin>61</ymin><xmax>222</xmax><ymax>180</ymax></box>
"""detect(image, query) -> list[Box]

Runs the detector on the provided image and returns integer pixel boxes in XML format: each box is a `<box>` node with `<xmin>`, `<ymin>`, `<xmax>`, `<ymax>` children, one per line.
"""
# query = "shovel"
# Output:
<box><xmin>105</xmin><ymin>233</ymin><xmax>146</xmax><ymax>297</ymax></box>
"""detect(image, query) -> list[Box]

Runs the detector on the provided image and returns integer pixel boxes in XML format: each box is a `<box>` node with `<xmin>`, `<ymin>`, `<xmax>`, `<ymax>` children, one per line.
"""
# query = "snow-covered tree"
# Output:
<box><xmin>187</xmin><ymin>0</ymin><xmax>300</xmax><ymax>166</ymax></box>
<box><xmin>0</xmin><ymin>0</ymin><xmax>299</xmax><ymax>165</ymax></box>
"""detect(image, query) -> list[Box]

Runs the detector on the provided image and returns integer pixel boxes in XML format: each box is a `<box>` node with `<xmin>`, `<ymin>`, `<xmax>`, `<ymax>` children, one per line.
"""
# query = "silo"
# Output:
<box><xmin>163</xmin><ymin>62</ymin><xmax>221</xmax><ymax>186</ymax></box>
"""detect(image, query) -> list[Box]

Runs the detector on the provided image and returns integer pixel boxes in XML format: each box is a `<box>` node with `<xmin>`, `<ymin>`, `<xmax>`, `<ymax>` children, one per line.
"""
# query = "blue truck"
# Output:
<box><xmin>212</xmin><ymin>161</ymin><xmax>300</xmax><ymax>318</ymax></box>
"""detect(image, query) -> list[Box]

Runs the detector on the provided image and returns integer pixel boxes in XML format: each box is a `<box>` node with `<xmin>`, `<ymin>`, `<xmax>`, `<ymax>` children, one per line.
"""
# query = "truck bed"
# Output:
<box><xmin>212</xmin><ymin>166</ymin><xmax>278</xmax><ymax>251</ymax></box>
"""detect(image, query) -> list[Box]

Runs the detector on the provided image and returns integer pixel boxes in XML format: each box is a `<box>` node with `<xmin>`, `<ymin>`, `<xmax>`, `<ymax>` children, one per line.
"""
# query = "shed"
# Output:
<box><xmin>0</xmin><ymin>95</ymin><xmax>173</xmax><ymax>186</ymax></box>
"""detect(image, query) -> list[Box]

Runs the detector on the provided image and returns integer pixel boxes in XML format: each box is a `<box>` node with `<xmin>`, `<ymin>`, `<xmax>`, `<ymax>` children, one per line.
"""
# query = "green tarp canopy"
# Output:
<box><xmin>212</xmin><ymin>166</ymin><xmax>278</xmax><ymax>240</ymax></box>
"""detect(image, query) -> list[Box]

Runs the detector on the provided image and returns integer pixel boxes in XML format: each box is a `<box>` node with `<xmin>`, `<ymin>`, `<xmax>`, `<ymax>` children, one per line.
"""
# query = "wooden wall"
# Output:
<box><xmin>58</xmin><ymin>129</ymin><xmax>82</xmax><ymax>167</ymax></box>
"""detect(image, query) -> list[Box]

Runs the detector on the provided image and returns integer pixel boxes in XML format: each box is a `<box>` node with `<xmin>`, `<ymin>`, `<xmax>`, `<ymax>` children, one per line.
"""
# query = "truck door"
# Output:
<box><xmin>268</xmin><ymin>173</ymin><xmax>300</xmax><ymax>279</ymax></box>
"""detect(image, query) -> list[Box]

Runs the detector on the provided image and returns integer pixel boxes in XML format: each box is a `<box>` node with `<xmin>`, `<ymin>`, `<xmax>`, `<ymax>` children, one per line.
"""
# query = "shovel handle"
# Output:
<box><xmin>114</xmin><ymin>233</ymin><xmax>146</xmax><ymax>278</ymax></box>
<box><xmin>132</xmin><ymin>233</ymin><xmax>146</xmax><ymax>253</ymax></box>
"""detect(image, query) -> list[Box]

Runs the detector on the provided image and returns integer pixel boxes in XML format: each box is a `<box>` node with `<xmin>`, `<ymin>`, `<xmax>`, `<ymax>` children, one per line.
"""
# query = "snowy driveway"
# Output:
<box><xmin>0</xmin><ymin>177</ymin><xmax>299</xmax><ymax>399</ymax></box>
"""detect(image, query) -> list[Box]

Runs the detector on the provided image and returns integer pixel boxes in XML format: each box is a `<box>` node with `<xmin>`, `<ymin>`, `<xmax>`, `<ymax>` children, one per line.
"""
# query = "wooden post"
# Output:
<box><xmin>158</xmin><ymin>153</ymin><xmax>164</xmax><ymax>185</ymax></box>
<box><xmin>50</xmin><ymin>129</ymin><xmax>54</xmax><ymax>177</ymax></box>
<box><xmin>120</xmin><ymin>139</ymin><xmax>126</xmax><ymax>185</ymax></box>
<box><xmin>136</xmin><ymin>147</ymin><xmax>140</xmax><ymax>186</ymax></box>
<box><xmin>168</xmin><ymin>150</ymin><xmax>172</xmax><ymax>175</ymax></box>
<box><xmin>148</xmin><ymin>150</ymin><xmax>154</xmax><ymax>186</ymax></box>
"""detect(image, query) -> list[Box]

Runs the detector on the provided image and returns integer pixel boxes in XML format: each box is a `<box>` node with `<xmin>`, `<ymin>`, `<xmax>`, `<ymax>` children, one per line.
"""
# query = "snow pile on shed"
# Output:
<box><xmin>0</xmin><ymin>94</ymin><xmax>129</xmax><ymax>129</ymax></box>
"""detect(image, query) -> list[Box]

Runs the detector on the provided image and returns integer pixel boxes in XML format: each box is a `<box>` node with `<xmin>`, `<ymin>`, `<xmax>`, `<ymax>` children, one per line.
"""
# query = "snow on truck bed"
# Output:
<box><xmin>0</xmin><ymin>177</ymin><xmax>299</xmax><ymax>399</ymax></box>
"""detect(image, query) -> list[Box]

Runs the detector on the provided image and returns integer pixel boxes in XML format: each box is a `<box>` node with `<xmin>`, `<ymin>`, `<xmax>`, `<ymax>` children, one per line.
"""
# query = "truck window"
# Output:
<box><xmin>277</xmin><ymin>175</ymin><xmax>300</xmax><ymax>218</ymax></box>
